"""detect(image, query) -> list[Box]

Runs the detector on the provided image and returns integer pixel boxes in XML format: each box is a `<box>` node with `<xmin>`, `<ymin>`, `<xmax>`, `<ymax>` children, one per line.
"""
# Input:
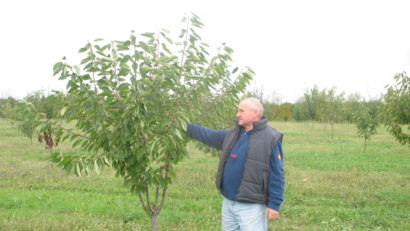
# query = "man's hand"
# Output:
<box><xmin>266</xmin><ymin>208</ymin><xmax>280</xmax><ymax>221</ymax></box>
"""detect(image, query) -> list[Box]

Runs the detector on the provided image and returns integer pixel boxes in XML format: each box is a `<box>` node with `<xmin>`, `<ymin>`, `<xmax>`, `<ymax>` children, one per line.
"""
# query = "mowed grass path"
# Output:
<box><xmin>0</xmin><ymin>118</ymin><xmax>409</xmax><ymax>230</ymax></box>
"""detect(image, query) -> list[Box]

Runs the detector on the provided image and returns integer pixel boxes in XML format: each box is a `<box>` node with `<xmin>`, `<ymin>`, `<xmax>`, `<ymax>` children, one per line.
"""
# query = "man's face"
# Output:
<box><xmin>236</xmin><ymin>102</ymin><xmax>260</xmax><ymax>128</ymax></box>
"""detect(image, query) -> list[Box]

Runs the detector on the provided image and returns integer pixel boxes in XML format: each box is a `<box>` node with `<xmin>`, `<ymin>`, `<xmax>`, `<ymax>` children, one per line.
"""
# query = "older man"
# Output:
<box><xmin>186</xmin><ymin>97</ymin><xmax>284</xmax><ymax>231</ymax></box>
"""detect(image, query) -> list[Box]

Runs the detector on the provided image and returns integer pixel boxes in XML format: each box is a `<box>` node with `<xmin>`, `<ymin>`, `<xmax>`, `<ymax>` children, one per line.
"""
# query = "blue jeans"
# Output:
<box><xmin>222</xmin><ymin>197</ymin><xmax>267</xmax><ymax>231</ymax></box>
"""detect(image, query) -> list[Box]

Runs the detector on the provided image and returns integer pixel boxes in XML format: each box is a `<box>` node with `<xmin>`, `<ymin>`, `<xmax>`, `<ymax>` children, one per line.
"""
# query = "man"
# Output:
<box><xmin>186</xmin><ymin>97</ymin><xmax>284</xmax><ymax>231</ymax></box>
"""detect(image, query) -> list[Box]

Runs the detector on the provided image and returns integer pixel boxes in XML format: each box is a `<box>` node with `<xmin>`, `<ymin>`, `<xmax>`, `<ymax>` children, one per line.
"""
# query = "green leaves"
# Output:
<box><xmin>94</xmin><ymin>160</ymin><xmax>100</xmax><ymax>174</ymax></box>
<box><xmin>141</xmin><ymin>32</ymin><xmax>155</xmax><ymax>39</ymax></box>
<box><xmin>73</xmin><ymin>65</ymin><xmax>81</xmax><ymax>74</ymax></box>
<box><xmin>60</xmin><ymin>106</ymin><xmax>67</xmax><ymax>117</ymax></box>
<box><xmin>49</xmin><ymin>150</ymin><xmax>110</xmax><ymax>176</ymax></box>
<box><xmin>175</xmin><ymin>129</ymin><xmax>182</xmax><ymax>140</ymax></box>
<box><xmin>53</xmin><ymin>62</ymin><xmax>64</xmax><ymax>76</ymax></box>
<box><xmin>383</xmin><ymin>72</ymin><xmax>410</xmax><ymax>145</ymax></box>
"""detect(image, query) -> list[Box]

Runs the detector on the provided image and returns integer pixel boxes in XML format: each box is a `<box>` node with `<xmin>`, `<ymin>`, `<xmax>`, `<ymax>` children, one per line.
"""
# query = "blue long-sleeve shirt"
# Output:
<box><xmin>187</xmin><ymin>123</ymin><xmax>284</xmax><ymax>211</ymax></box>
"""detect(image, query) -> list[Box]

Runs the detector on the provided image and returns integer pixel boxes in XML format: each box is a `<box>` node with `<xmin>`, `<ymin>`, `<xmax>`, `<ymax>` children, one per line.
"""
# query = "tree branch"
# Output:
<box><xmin>138</xmin><ymin>191</ymin><xmax>149</xmax><ymax>212</ymax></box>
<box><xmin>145</xmin><ymin>187</ymin><xmax>154</xmax><ymax>214</ymax></box>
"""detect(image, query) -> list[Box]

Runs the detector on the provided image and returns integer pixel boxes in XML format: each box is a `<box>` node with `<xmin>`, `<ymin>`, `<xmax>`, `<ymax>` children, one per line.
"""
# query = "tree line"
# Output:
<box><xmin>1</xmin><ymin>71</ymin><xmax>409</xmax><ymax>150</ymax></box>
<box><xmin>249</xmin><ymin>72</ymin><xmax>409</xmax><ymax>149</ymax></box>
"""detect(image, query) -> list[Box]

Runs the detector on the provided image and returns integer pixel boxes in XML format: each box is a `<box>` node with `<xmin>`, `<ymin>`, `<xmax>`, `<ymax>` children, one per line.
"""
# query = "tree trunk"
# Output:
<box><xmin>150</xmin><ymin>214</ymin><xmax>158</xmax><ymax>231</ymax></box>
<box><xmin>331</xmin><ymin>122</ymin><xmax>334</xmax><ymax>140</ymax></box>
<box><xmin>137</xmin><ymin>163</ymin><xmax>171</xmax><ymax>231</ymax></box>
<box><xmin>364</xmin><ymin>138</ymin><xmax>367</xmax><ymax>152</ymax></box>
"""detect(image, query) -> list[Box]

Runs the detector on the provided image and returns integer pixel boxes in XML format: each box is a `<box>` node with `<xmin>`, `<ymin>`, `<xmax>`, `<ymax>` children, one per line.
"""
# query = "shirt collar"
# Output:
<box><xmin>234</xmin><ymin>116</ymin><xmax>268</xmax><ymax>132</ymax></box>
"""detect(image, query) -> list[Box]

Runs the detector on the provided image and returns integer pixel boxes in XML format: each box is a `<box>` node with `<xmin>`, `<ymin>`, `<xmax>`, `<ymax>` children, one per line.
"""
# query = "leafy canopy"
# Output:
<box><xmin>50</xmin><ymin>13</ymin><xmax>253</xmax><ymax>193</ymax></box>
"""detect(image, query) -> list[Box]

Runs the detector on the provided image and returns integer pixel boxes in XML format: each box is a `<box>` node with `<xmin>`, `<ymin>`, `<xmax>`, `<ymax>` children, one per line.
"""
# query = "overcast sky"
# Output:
<box><xmin>1</xmin><ymin>0</ymin><xmax>409</xmax><ymax>103</ymax></box>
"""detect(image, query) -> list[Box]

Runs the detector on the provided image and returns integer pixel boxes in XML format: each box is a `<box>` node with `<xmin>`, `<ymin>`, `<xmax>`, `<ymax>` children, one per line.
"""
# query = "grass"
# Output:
<box><xmin>0</xmin><ymin>118</ymin><xmax>409</xmax><ymax>230</ymax></box>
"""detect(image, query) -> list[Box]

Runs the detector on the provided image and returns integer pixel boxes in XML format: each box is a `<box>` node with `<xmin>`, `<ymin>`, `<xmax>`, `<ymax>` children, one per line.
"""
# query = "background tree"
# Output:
<box><xmin>0</xmin><ymin>97</ymin><xmax>19</xmax><ymax>126</ymax></box>
<box><xmin>24</xmin><ymin>90</ymin><xmax>63</xmax><ymax>119</ymax></box>
<box><xmin>383</xmin><ymin>72</ymin><xmax>410</xmax><ymax>145</ymax></box>
<box><xmin>354</xmin><ymin>102</ymin><xmax>379</xmax><ymax>152</ymax></box>
<box><xmin>322</xmin><ymin>88</ymin><xmax>344</xmax><ymax>140</ymax></box>
<box><xmin>292</xmin><ymin>85</ymin><xmax>327</xmax><ymax>122</ymax></box>
<box><xmin>44</xmin><ymin>14</ymin><xmax>252</xmax><ymax>231</ymax></box>
<box><xmin>248</xmin><ymin>83</ymin><xmax>267</xmax><ymax>103</ymax></box>
<box><xmin>244</xmin><ymin>84</ymin><xmax>288</xmax><ymax>121</ymax></box>
<box><xmin>342</xmin><ymin>93</ymin><xmax>362</xmax><ymax>123</ymax></box>
<box><xmin>292</xmin><ymin>97</ymin><xmax>309</xmax><ymax>122</ymax></box>
<box><xmin>15</xmin><ymin>101</ymin><xmax>43</xmax><ymax>144</ymax></box>
<box><xmin>277</xmin><ymin>103</ymin><xmax>293</xmax><ymax>121</ymax></box>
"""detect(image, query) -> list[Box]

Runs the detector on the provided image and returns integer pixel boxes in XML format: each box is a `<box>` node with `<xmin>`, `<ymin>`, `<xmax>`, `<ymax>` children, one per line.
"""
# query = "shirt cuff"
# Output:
<box><xmin>267</xmin><ymin>201</ymin><xmax>281</xmax><ymax>211</ymax></box>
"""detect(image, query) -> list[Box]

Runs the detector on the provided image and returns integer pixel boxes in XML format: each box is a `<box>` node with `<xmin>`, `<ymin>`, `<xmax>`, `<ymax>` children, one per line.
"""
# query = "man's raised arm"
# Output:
<box><xmin>186</xmin><ymin>123</ymin><xmax>228</xmax><ymax>150</ymax></box>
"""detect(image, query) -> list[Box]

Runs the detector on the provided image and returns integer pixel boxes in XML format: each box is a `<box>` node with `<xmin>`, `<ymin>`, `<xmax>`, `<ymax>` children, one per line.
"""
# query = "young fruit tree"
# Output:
<box><xmin>15</xmin><ymin>101</ymin><xmax>40</xmax><ymax>144</ymax></box>
<box><xmin>354</xmin><ymin>103</ymin><xmax>379</xmax><ymax>152</ymax></box>
<box><xmin>46</xmin><ymin>14</ymin><xmax>252</xmax><ymax>230</ymax></box>
<box><xmin>321</xmin><ymin>88</ymin><xmax>344</xmax><ymax>140</ymax></box>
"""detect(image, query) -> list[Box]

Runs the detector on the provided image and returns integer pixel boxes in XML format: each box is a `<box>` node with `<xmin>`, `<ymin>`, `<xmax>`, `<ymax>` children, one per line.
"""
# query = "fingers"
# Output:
<box><xmin>269</xmin><ymin>212</ymin><xmax>279</xmax><ymax>221</ymax></box>
<box><xmin>266</xmin><ymin>208</ymin><xmax>280</xmax><ymax>221</ymax></box>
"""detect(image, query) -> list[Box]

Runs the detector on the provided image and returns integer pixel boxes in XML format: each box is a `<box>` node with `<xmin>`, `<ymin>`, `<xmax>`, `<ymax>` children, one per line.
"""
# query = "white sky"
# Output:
<box><xmin>1</xmin><ymin>0</ymin><xmax>409</xmax><ymax>103</ymax></box>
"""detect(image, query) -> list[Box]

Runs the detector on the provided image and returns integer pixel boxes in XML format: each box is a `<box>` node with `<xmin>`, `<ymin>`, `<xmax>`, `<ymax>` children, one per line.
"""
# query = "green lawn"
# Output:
<box><xmin>0</xmin><ymin>119</ymin><xmax>409</xmax><ymax>230</ymax></box>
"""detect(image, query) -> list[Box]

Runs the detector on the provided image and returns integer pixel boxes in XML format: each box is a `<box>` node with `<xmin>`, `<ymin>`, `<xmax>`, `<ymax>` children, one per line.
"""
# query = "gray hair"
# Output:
<box><xmin>240</xmin><ymin>97</ymin><xmax>264</xmax><ymax>119</ymax></box>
